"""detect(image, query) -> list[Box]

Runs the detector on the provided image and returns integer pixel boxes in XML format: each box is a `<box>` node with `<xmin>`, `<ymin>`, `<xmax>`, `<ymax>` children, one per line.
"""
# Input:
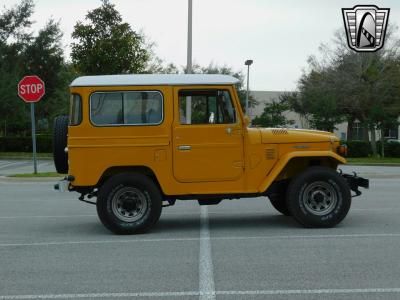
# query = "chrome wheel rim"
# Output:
<box><xmin>302</xmin><ymin>181</ymin><xmax>337</xmax><ymax>216</ymax></box>
<box><xmin>111</xmin><ymin>187</ymin><xmax>148</xmax><ymax>222</ymax></box>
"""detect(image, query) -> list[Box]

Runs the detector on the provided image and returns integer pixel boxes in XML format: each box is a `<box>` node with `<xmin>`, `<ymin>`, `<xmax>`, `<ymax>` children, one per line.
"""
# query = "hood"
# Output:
<box><xmin>258</xmin><ymin>128</ymin><xmax>339</xmax><ymax>144</ymax></box>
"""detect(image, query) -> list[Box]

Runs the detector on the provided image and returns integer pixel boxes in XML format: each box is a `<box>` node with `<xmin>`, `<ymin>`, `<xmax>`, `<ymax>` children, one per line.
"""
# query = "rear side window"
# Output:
<box><xmin>90</xmin><ymin>91</ymin><xmax>163</xmax><ymax>126</ymax></box>
<box><xmin>69</xmin><ymin>94</ymin><xmax>82</xmax><ymax>126</ymax></box>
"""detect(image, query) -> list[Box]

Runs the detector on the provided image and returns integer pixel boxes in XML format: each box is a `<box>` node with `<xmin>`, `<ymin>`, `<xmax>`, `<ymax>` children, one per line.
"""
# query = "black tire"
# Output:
<box><xmin>53</xmin><ymin>116</ymin><xmax>69</xmax><ymax>174</ymax></box>
<box><xmin>97</xmin><ymin>173</ymin><xmax>162</xmax><ymax>234</ymax></box>
<box><xmin>286</xmin><ymin>166</ymin><xmax>351</xmax><ymax>228</ymax></box>
<box><xmin>269</xmin><ymin>194</ymin><xmax>291</xmax><ymax>216</ymax></box>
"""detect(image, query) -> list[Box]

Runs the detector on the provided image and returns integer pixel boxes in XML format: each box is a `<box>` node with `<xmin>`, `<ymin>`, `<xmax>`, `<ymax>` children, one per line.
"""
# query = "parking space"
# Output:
<box><xmin>0</xmin><ymin>165</ymin><xmax>400</xmax><ymax>299</ymax></box>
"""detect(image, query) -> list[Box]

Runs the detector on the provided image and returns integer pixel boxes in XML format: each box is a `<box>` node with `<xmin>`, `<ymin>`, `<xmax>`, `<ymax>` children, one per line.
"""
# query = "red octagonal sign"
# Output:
<box><xmin>18</xmin><ymin>75</ymin><xmax>45</xmax><ymax>103</ymax></box>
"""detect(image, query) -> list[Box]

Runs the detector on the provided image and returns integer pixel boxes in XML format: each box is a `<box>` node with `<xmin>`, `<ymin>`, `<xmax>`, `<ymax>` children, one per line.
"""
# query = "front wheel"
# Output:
<box><xmin>286</xmin><ymin>166</ymin><xmax>351</xmax><ymax>228</ymax></box>
<box><xmin>97</xmin><ymin>173</ymin><xmax>162</xmax><ymax>234</ymax></box>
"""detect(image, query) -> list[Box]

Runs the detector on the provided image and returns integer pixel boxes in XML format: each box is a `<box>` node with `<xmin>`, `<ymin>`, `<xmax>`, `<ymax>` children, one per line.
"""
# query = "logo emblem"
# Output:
<box><xmin>342</xmin><ymin>5</ymin><xmax>390</xmax><ymax>52</ymax></box>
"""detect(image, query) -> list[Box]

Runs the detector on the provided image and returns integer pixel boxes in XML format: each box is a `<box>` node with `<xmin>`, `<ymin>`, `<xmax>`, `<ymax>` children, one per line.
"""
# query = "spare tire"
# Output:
<box><xmin>53</xmin><ymin>116</ymin><xmax>69</xmax><ymax>174</ymax></box>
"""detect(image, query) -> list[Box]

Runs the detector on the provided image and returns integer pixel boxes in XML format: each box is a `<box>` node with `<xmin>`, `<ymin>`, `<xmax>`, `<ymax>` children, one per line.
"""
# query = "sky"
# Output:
<box><xmin>2</xmin><ymin>0</ymin><xmax>400</xmax><ymax>91</ymax></box>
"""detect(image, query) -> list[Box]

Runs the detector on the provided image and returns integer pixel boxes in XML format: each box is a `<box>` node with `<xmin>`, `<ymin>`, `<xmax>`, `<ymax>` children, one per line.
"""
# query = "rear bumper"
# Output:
<box><xmin>341</xmin><ymin>172</ymin><xmax>369</xmax><ymax>197</ymax></box>
<box><xmin>54</xmin><ymin>175</ymin><xmax>75</xmax><ymax>192</ymax></box>
<box><xmin>54</xmin><ymin>179</ymin><xmax>70</xmax><ymax>192</ymax></box>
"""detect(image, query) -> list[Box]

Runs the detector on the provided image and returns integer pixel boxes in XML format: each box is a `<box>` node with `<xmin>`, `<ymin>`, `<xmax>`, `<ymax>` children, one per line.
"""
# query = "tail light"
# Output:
<box><xmin>337</xmin><ymin>144</ymin><xmax>348</xmax><ymax>157</ymax></box>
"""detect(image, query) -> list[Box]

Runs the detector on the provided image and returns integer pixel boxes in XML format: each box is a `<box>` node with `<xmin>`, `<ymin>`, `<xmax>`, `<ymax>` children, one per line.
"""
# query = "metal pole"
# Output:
<box><xmin>246</xmin><ymin>64</ymin><xmax>250</xmax><ymax>115</ymax></box>
<box><xmin>186</xmin><ymin>0</ymin><xmax>193</xmax><ymax>124</ymax></box>
<box><xmin>30</xmin><ymin>103</ymin><xmax>37</xmax><ymax>174</ymax></box>
<box><xmin>187</xmin><ymin>0</ymin><xmax>192</xmax><ymax>74</ymax></box>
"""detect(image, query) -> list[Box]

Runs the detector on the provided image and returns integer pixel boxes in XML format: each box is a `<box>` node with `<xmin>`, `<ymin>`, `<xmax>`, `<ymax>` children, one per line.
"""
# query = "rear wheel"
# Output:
<box><xmin>286</xmin><ymin>166</ymin><xmax>351</xmax><ymax>228</ymax></box>
<box><xmin>97</xmin><ymin>173</ymin><xmax>162</xmax><ymax>234</ymax></box>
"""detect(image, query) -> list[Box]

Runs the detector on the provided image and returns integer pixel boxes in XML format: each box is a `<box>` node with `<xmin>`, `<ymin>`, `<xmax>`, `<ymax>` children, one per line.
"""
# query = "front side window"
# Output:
<box><xmin>179</xmin><ymin>90</ymin><xmax>236</xmax><ymax>125</ymax></box>
<box><xmin>90</xmin><ymin>91</ymin><xmax>163</xmax><ymax>126</ymax></box>
<box><xmin>69</xmin><ymin>94</ymin><xmax>82</xmax><ymax>126</ymax></box>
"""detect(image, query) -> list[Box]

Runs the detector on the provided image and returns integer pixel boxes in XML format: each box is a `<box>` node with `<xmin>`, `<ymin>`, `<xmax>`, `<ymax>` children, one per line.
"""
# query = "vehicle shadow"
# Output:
<box><xmin>72</xmin><ymin>213</ymin><xmax>299</xmax><ymax>235</ymax></box>
<box><xmin>207</xmin><ymin>214</ymin><xmax>298</xmax><ymax>230</ymax></box>
<box><xmin>154</xmin><ymin>212</ymin><xmax>297</xmax><ymax>233</ymax></box>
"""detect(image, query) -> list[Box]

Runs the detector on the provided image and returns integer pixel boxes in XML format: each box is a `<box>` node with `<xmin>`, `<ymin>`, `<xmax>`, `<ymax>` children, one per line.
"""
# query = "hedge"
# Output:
<box><xmin>345</xmin><ymin>140</ymin><xmax>400</xmax><ymax>157</ymax></box>
<box><xmin>0</xmin><ymin>135</ymin><xmax>52</xmax><ymax>153</ymax></box>
<box><xmin>377</xmin><ymin>141</ymin><xmax>400</xmax><ymax>157</ymax></box>
<box><xmin>346</xmin><ymin>141</ymin><xmax>372</xmax><ymax>157</ymax></box>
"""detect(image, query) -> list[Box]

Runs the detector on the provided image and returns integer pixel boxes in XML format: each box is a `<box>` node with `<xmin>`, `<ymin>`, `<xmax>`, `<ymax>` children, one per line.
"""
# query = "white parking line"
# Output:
<box><xmin>0</xmin><ymin>291</ymin><xmax>198</xmax><ymax>299</ymax></box>
<box><xmin>218</xmin><ymin>288</ymin><xmax>400</xmax><ymax>296</ymax></box>
<box><xmin>0</xmin><ymin>237</ymin><xmax>199</xmax><ymax>248</ymax></box>
<box><xmin>1</xmin><ymin>232</ymin><xmax>400</xmax><ymax>248</ymax></box>
<box><xmin>0</xmin><ymin>215</ymin><xmax>96</xmax><ymax>219</ymax></box>
<box><xmin>2</xmin><ymin>288</ymin><xmax>400</xmax><ymax>299</ymax></box>
<box><xmin>0</xmin><ymin>161</ymin><xmax>24</xmax><ymax>169</ymax></box>
<box><xmin>199</xmin><ymin>206</ymin><xmax>216</xmax><ymax>300</ymax></box>
<box><xmin>215</xmin><ymin>233</ymin><xmax>400</xmax><ymax>241</ymax></box>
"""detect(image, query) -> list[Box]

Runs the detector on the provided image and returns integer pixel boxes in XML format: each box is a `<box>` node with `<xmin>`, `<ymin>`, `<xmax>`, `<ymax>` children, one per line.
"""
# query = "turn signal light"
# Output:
<box><xmin>337</xmin><ymin>144</ymin><xmax>348</xmax><ymax>157</ymax></box>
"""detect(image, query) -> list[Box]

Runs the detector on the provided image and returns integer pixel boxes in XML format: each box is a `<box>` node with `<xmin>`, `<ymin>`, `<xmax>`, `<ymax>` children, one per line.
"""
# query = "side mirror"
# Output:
<box><xmin>243</xmin><ymin>115</ymin><xmax>250</xmax><ymax>127</ymax></box>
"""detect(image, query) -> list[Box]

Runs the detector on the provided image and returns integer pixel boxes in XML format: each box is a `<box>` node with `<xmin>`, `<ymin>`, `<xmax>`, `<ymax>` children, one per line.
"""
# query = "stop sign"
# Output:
<box><xmin>18</xmin><ymin>75</ymin><xmax>45</xmax><ymax>103</ymax></box>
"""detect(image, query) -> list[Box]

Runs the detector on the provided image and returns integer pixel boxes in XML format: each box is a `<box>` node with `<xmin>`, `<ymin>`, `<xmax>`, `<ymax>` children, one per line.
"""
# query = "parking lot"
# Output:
<box><xmin>0</xmin><ymin>159</ymin><xmax>55</xmax><ymax>176</ymax></box>
<box><xmin>0</xmin><ymin>162</ymin><xmax>400</xmax><ymax>299</ymax></box>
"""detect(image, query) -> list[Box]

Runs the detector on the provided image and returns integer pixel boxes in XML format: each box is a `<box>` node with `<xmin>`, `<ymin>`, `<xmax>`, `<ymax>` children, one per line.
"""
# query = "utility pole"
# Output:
<box><xmin>186</xmin><ymin>0</ymin><xmax>193</xmax><ymax>124</ymax></box>
<box><xmin>187</xmin><ymin>0</ymin><xmax>193</xmax><ymax>74</ymax></box>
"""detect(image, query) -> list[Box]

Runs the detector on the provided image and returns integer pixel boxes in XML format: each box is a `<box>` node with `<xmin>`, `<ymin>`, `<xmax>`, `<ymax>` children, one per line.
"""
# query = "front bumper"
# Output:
<box><xmin>341</xmin><ymin>172</ymin><xmax>369</xmax><ymax>197</ymax></box>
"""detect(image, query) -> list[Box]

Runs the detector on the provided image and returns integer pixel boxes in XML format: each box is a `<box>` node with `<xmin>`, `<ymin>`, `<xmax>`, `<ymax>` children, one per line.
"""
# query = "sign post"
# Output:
<box><xmin>18</xmin><ymin>75</ymin><xmax>45</xmax><ymax>174</ymax></box>
<box><xmin>30</xmin><ymin>103</ymin><xmax>37</xmax><ymax>174</ymax></box>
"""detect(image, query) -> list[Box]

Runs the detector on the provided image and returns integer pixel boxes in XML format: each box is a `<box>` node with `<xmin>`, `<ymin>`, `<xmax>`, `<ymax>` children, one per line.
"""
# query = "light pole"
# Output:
<box><xmin>186</xmin><ymin>0</ymin><xmax>193</xmax><ymax>124</ymax></box>
<box><xmin>245</xmin><ymin>59</ymin><xmax>253</xmax><ymax>116</ymax></box>
<box><xmin>187</xmin><ymin>0</ymin><xmax>192</xmax><ymax>74</ymax></box>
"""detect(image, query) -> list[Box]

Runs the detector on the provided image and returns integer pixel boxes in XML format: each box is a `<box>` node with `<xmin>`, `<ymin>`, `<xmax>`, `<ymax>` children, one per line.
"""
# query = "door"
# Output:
<box><xmin>173</xmin><ymin>87</ymin><xmax>244</xmax><ymax>182</ymax></box>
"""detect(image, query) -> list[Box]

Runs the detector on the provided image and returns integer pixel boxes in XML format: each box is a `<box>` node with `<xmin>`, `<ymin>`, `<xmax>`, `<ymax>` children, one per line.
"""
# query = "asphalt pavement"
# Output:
<box><xmin>0</xmin><ymin>159</ymin><xmax>55</xmax><ymax>176</ymax></box>
<box><xmin>0</xmin><ymin>163</ymin><xmax>400</xmax><ymax>299</ymax></box>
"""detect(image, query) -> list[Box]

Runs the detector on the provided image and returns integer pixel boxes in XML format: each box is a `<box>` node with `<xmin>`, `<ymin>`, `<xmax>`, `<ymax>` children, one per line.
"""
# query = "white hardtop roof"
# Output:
<box><xmin>70</xmin><ymin>74</ymin><xmax>239</xmax><ymax>87</ymax></box>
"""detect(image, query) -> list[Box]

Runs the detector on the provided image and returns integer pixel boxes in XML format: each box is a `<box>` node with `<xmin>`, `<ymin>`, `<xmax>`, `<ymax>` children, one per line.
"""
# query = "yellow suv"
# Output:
<box><xmin>53</xmin><ymin>74</ymin><xmax>368</xmax><ymax>234</ymax></box>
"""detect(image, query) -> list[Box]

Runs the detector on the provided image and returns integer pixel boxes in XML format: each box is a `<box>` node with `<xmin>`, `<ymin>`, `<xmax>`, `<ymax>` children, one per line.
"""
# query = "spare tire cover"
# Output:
<box><xmin>53</xmin><ymin>116</ymin><xmax>69</xmax><ymax>174</ymax></box>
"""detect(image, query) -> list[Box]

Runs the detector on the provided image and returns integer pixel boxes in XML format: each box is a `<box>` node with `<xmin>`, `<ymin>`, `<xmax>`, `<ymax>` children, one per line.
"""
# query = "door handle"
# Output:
<box><xmin>178</xmin><ymin>145</ymin><xmax>192</xmax><ymax>151</ymax></box>
<box><xmin>226</xmin><ymin>127</ymin><xmax>232</xmax><ymax>135</ymax></box>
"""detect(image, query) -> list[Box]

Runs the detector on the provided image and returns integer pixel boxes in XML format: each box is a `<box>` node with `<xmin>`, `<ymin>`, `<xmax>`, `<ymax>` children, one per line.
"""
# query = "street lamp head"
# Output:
<box><xmin>245</xmin><ymin>59</ymin><xmax>253</xmax><ymax>66</ymax></box>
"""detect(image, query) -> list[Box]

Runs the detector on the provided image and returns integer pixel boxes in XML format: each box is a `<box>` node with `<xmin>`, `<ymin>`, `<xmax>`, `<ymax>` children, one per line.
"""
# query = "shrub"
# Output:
<box><xmin>386</xmin><ymin>142</ymin><xmax>400</xmax><ymax>157</ymax></box>
<box><xmin>377</xmin><ymin>141</ymin><xmax>400</xmax><ymax>158</ymax></box>
<box><xmin>0</xmin><ymin>135</ymin><xmax>52</xmax><ymax>153</ymax></box>
<box><xmin>345</xmin><ymin>140</ymin><xmax>372</xmax><ymax>157</ymax></box>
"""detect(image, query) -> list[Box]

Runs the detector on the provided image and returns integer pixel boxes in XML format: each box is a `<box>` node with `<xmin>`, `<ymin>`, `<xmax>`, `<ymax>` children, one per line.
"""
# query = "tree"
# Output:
<box><xmin>252</xmin><ymin>96</ymin><xmax>294</xmax><ymax>127</ymax></box>
<box><xmin>292</xmin><ymin>69</ymin><xmax>344</xmax><ymax>132</ymax></box>
<box><xmin>190</xmin><ymin>63</ymin><xmax>258</xmax><ymax>111</ymax></box>
<box><xmin>0</xmin><ymin>0</ymin><xmax>72</xmax><ymax>136</ymax></box>
<box><xmin>71</xmin><ymin>0</ymin><xmax>149</xmax><ymax>75</ymax></box>
<box><xmin>24</xmin><ymin>19</ymin><xmax>74</xmax><ymax>122</ymax></box>
<box><xmin>147</xmin><ymin>60</ymin><xmax>258</xmax><ymax>112</ymax></box>
<box><xmin>291</xmin><ymin>28</ymin><xmax>400</xmax><ymax>155</ymax></box>
<box><xmin>0</xmin><ymin>0</ymin><xmax>34</xmax><ymax>135</ymax></box>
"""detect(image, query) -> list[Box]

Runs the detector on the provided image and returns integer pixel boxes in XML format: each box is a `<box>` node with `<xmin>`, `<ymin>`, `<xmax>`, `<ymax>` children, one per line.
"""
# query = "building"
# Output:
<box><xmin>250</xmin><ymin>91</ymin><xmax>399</xmax><ymax>141</ymax></box>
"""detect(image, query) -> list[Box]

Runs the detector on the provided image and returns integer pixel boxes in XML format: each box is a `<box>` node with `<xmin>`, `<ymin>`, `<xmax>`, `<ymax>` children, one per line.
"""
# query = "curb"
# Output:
<box><xmin>346</xmin><ymin>163</ymin><xmax>400</xmax><ymax>167</ymax></box>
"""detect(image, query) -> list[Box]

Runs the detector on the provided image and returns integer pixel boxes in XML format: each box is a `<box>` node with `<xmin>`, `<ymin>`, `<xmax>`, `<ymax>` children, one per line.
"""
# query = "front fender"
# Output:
<box><xmin>257</xmin><ymin>151</ymin><xmax>346</xmax><ymax>193</ymax></box>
